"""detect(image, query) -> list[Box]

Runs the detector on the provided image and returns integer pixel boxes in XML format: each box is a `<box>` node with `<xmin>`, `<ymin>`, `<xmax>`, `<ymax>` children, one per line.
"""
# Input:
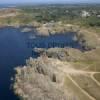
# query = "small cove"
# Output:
<box><xmin>0</xmin><ymin>26</ymin><xmax>82</xmax><ymax>99</ymax></box>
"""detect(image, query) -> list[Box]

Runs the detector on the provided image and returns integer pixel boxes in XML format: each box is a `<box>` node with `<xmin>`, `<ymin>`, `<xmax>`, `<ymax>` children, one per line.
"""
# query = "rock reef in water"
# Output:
<box><xmin>21</xmin><ymin>28</ymin><xmax>33</xmax><ymax>33</ymax></box>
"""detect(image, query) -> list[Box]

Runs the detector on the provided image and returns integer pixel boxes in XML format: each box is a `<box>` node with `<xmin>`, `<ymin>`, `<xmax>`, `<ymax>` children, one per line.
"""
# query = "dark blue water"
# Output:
<box><xmin>0</xmin><ymin>27</ymin><xmax>32</xmax><ymax>100</ymax></box>
<box><xmin>28</xmin><ymin>33</ymin><xmax>80</xmax><ymax>49</ymax></box>
<box><xmin>0</xmin><ymin>26</ymin><xmax>81</xmax><ymax>100</ymax></box>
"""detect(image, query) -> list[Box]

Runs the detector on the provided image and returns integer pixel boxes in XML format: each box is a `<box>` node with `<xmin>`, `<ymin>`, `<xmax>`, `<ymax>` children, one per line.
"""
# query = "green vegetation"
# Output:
<box><xmin>0</xmin><ymin>4</ymin><xmax>100</xmax><ymax>28</ymax></box>
<box><xmin>19</xmin><ymin>4</ymin><xmax>100</xmax><ymax>27</ymax></box>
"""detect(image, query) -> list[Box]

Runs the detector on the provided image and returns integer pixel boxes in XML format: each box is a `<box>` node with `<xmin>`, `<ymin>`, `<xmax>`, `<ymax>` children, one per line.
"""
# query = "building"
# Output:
<box><xmin>81</xmin><ymin>10</ymin><xmax>90</xmax><ymax>17</ymax></box>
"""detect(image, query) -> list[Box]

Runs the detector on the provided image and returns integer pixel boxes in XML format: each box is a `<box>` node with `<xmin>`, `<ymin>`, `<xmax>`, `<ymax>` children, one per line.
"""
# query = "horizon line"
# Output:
<box><xmin>0</xmin><ymin>2</ymin><xmax>100</xmax><ymax>5</ymax></box>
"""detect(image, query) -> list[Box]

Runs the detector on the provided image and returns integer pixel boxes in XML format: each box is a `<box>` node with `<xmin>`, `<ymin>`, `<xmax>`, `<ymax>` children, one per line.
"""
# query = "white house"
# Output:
<box><xmin>81</xmin><ymin>10</ymin><xmax>90</xmax><ymax>17</ymax></box>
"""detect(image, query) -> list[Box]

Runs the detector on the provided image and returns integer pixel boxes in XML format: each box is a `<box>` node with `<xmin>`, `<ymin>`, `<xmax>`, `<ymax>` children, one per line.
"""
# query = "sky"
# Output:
<box><xmin>0</xmin><ymin>0</ymin><xmax>100</xmax><ymax>4</ymax></box>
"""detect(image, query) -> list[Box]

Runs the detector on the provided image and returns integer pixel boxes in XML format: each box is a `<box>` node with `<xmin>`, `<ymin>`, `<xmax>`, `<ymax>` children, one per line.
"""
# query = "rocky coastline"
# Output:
<box><xmin>13</xmin><ymin>47</ymin><xmax>100</xmax><ymax>100</ymax></box>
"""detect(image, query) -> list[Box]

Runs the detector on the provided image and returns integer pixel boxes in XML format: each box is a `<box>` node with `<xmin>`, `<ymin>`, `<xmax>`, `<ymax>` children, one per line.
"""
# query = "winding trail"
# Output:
<box><xmin>67</xmin><ymin>74</ymin><xmax>96</xmax><ymax>100</ymax></box>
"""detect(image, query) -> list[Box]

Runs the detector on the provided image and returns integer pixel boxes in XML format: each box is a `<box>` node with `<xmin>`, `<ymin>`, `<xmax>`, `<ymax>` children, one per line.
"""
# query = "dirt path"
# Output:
<box><xmin>90</xmin><ymin>73</ymin><xmax>100</xmax><ymax>86</ymax></box>
<box><xmin>67</xmin><ymin>74</ymin><xmax>96</xmax><ymax>100</ymax></box>
<box><xmin>54</xmin><ymin>60</ymin><xmax>100</xmax><ymax>100</ymax></box>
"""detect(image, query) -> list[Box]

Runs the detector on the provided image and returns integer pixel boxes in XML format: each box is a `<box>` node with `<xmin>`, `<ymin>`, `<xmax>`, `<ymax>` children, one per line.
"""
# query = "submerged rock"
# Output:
<box><xmin>21</xmin><ymin>28</ymin><xmax>33</xmax><ymax>33</ymax></box>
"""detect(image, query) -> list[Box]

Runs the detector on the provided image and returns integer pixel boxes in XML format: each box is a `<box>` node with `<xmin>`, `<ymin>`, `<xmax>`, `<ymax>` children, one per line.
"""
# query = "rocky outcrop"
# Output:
<box><xmin>36</xmin><ymin>22</ymin><xmax>100</xmax><ymax>50</ymax></box>
<box><xmin>34</xmin><ymin>47</ymin><xmax>100</xmax><ymax>62</ymax></box>
<box><xmin>21</xmin><ymin>27</ymin><xmax>33</xmax><ymax>33</ymax></box>
<box><xmin>36</xmin><ymin>22</ymin><xmax>80</xmax><ymax>36</ymax></box>
<box><xmin>13</xmin><ymin>57</ymin><xmax>76</xmax><ymax>100</ymax></box>
<box><xmin>13</xmin><ymin>47</ymin><xmax>100</xmax><ymax>100</ymax></box>
<box><xmin>76</xmin><ymin>30</ymin><xmax>100</xmax><ymax>50</ymax></box>
<box><xmin>34</xmin><ymin>48</ymin><xmax>85</xmax><ymax>61</ymax></box>
<box><xmin>12</xmin><ymin>21</ymin><xmax>100</xmax><ymax>100</ymax></box>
